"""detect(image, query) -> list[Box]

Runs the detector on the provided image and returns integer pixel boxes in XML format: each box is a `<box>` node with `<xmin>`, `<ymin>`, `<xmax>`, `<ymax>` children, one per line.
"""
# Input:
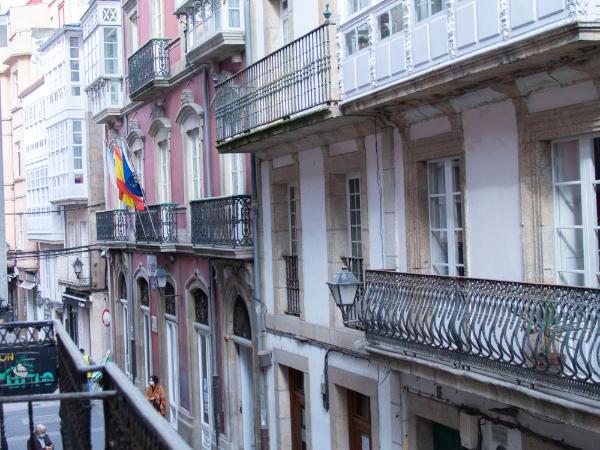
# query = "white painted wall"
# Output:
<box><xmin>292</xmin><ymin>0</ymin><xmax>320</xmax><ymax>38</ymax></box>
<box><xmin>299</xmin><ymin>148</ymin><xmax>330</xmax><ymax>326</ymax></box>
<box><xmin>393</xmin><ymin>129</ymin><xmax>408</xmax><ymax>272</ymax></box>
<box><xmin>366</xmin><ymin>133</ymin><xmax>384</xmax><ymax>269</ymax></box>
<box><xmin>261</xmin><ymin>161</ymin><xmax>274</xmax><ymax>313</ymax></box>
<box><xmin>463</xmin><ymin>100</ymin><xmax>523</xmax><ymax>281</ymax></box>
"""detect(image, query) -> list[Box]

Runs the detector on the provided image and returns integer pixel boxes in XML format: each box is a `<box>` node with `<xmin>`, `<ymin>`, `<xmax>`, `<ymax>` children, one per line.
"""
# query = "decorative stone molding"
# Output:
<box><xmin>499</xmin><ymin>0</ymin><xmax>510</xmax><ymax>41</ymax></box>
<box><xmin>447</xmin><ymin>0</ymin><xmax>456</xmax><ymax>57</ymax></box>
<box><xmin>180</xmin><ymin>89</ymin><xmax>194</xmax><ymax>105</ymax></box>
<box><xmin>403</xmin><ymin>0</ymin><xmax>413</xmax><ymax>73</ymax></box>
<box><xmin>568</xmin><ymin>0</ymin><xmax>591</xmax><ymax>16</ymax></box>
<box><xmin>150</xmin><ymin>104</ymin><xmax>166</xmax><ymax>120</ymax></box>
<box><xmin>128</xmin><ymin>118</ymin><xmax>140</xmax><ymax>134</ymax></box>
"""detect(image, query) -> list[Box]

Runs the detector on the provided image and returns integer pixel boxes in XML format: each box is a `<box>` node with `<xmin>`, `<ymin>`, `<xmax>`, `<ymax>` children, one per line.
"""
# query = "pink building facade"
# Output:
<box><xmin>84</xmin><ymin>1</ymin><xmax>259</xmax><ymax>448</ymax></box>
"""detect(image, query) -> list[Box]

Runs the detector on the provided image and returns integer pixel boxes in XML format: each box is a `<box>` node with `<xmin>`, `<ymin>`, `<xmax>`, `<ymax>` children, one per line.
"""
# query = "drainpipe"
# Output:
<box><xmin>203</xmin><ymin>66</ymin><xmax>212</xmax><ymax>197</ymax></box>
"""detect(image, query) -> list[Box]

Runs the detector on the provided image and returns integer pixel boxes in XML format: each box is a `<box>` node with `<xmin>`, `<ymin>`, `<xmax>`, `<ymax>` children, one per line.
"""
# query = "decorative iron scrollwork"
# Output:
<box><xmin>193</xmin><ymin>290</ymin><xmax>209</xmax><ymax>325</ymax></box>
<box><xmin>128</xmin><ymin>38</ymin><xmax>171</xmax><ymax>96</ymax></box>
<box><xmin>233</xmin><ymin>296</ymin><xmax>251</xmax><ymax>340</ymax></box>
<box><xmin>190</xmin><ymin>195</ymin><xmax>253</xmax><ymax>247</ymax></box>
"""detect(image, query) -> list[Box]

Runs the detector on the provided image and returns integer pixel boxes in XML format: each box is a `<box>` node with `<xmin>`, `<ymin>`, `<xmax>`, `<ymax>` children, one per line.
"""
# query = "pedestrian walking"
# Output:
<box><xmin>145</xmin><ymin>375</ymin><xmax>167</xmax><ymax>417</ymax></box>
<box><xmin>27</xmin><ymin>424</ymin><xmax>54</xmax><ymax>450</ymax></box>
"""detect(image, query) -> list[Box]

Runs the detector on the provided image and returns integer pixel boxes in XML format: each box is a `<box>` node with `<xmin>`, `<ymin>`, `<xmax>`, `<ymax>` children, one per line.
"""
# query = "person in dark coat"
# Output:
<box><xmin>27</xmin><ymin>424</ymin><xmax>54</xmax><ymax>450</ymax></box>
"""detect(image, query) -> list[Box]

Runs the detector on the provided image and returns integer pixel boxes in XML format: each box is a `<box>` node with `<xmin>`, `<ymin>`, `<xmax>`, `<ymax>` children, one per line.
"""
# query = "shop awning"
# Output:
<box><xmin>19</xmin><ymin>280</ymin><xmax>35</xmax><ymax>290</ymax></box>
<box><xmin>62</xmin><ymin>292</ymin><xmax>88</xmax><ymax>308</ymax></box>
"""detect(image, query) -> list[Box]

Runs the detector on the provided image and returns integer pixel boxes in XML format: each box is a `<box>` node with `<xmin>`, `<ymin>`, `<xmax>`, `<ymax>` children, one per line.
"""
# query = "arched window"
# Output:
<box><xmin>233</xmin><ymin>296</ymin><xmax>251</xmax><ymax>340</ymax></box>
<box><xmin>182</xmin><ymin>114</ymin><xmax>204</xmax><ymax>201</ymax></box>
<box><xmin>138</xmin><ymin>278</ymin><xmax>152</xmax><ymax>381</ymax></box>
<box><xmin>164</xmin><ymin>281</ymin><xmax>176</xmax><ymax>316</ymax></box>
<box><xmin>193</xmin><ymin>289</ymin><xmax>209</xmax><ymax>325</ymax></box>
<box><xmin>117</xmin><ymin>273</ymin><xmax>130</xmax><ymax>375</ymax></box>
<box><xmin>130</xmin><ymin>137</ymin><xmax>144</xmax><ymax>187</ymax></box>
<box><xmin>154</xmin><ymin>126</ymin><xmax>170</xmax><ymax>203</ymax></box>
<box><xmin>118</xmin><ymin>273</ymin><xmax>127</xmax><ymax>300</ymax></box>
<box><xmin>138</xmin><ymin>278</ymin><xmax>149</xmax><ymax>307</ymax></box>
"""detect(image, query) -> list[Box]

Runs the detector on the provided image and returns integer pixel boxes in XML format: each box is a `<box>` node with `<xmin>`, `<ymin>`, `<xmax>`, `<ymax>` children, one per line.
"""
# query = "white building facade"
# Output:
<box><xmin>215</xmin><ymin>1</ymin><xmax>600</xmax><ymax>449</ymax></box>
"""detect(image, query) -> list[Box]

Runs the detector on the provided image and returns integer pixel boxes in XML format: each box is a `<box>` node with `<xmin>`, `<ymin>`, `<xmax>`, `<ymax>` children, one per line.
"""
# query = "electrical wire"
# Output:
<box><xmin>4</xmin><ymin>202</ymin><xmax>105</xmax><ymax>216</ymax></box>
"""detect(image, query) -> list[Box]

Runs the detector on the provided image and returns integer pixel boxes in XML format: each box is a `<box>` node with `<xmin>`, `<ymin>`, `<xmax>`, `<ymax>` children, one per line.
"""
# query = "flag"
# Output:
<box><xmin>111</xmin><ymin>140</ymin><xmax>145</xmax><ymax>211</ymax></box>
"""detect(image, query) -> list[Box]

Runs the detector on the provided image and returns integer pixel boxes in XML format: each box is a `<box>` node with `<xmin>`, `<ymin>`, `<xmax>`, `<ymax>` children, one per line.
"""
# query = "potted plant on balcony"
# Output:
<box><xmin>524</xmin><ymin>301</ymin><xmax>566</xmax><ymax>373</ymax></box>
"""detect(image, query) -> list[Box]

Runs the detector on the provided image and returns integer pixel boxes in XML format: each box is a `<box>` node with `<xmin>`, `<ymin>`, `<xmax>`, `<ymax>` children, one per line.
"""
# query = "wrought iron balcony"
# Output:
<box><xmin>97</xmin><ymin>209</ymin><xmax>131</xmax><ymax>242</ymax></box>
<box><xmin>283</xmin><ymin>255</ymin><xmax>300</xmax><ymax>316</ymax></box>
<box><xmin>0</xmin><ymin>320</ymin><xmax>190</xmax><ymax>449</ymax></box>
<box><xmin>190</xmin><ymin>195</ymin><xmax>252</xmax><ymax>248</ymax></box>
<box><xmin>128</xmin><ymin>38</ymin><xmax>170</xmax><ymax>100</ymax></box>
<box><xmin>135</xmin><ymin>203</ymin><xmax>178</xmax><ymax>244</ymax></box>
<box><xmin>361</xmin><ymin>271</ymin><xmax>600</xmax><ymax>399</ymax></box>
<box><xmin>215</xmin><ymin>23</ymin><xmax>338</xmax><ymax>142</ymax></box>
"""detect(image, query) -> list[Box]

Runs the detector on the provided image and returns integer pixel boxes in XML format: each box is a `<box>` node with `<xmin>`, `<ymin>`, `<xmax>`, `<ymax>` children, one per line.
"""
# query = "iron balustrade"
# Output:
<box><xmin>96</xmin><ymin>209</ymin><xmax>131</xmax><ymax>241</ymax></box>
<box><xmin>283</xmin><ymin>255</ymin><xmax>301</xmax><ymax>315</ymax></box>
<box><xmin>341</xmin><ymin>256</ymin><xmax>365</xmax><ymax>330</ymax></box>
<box><xmin>215</xmin><ymin>23</ymin><xmax>338</xmax><ymax>141</ymax></box>
<box><xmin>190</xmin><ymin>195</ymin><xmax>253</xmax><ymax>247</ymax></box>
<box><xmin>361</xmin><ymin>271</ymin><xmax>600</xmax><ymax>399</ymax></box>
<box><xmin>128</xmin><ymin>38</ymin><xmax>170</xmax><ymax>96</ymax></box>
<box><xmin>0</xmin><ymin>320</ymin><xmax>191</xmax><ymax>450</ymax></box>
<box><xmin>135</xmin><ymin>203</ymin><xmax>178</xmax><ymax>244</ymax></box>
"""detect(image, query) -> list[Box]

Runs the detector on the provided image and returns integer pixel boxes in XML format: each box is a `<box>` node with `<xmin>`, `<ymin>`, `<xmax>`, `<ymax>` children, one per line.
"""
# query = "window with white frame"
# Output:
<box><xmin>281</xmin><ymin>0</ymin><xmax>289</xmax><ymax>45</ymax></box>
<box><xmin>347</xmin><ymin>0</ymin><xmax>369</xmax><ymax>15</ymax></box>
<box><xmin>156</xmin><ymin>132</ymin><xmax>171</xmax><ymax>203</ymax></box>
<box><xmin>415</xmin><ymin>0</ymin><xmax>445</xmax><ymax>22</ymax></box>
<box><xmin>427</xmin><ymin>158</ymin><xmax>464</xmax><ymax>276</ymax></box>
<box><xmin>345</xmin><ymin>23</ymin><xmax>370</xmax><ymax>56</ymax></box>
<box><xmin>188</xmin><ymin>128</ymin><xmax>204</xmax><ymax>200</ymax></box>
<box><xmin>164</xmin><ymin>282</ymin><xmax>179</xmax><ymax>428</ymax></box>
<box><xmin>104</xmin><ymin>27</ymin><xmax>118</xmax><ymax>74</ymax></box>
<box><xmin>154</xmin><ymin>0</ymin><xmax>164</xmax><ymax>37</ymax></box>
<box><xmin>229</xmin><ymin>0</ymin><xmax>241</xmax><ymax>27</ymax></box>
<box><xmin>128</xmin><ymin>12</ymin><xmax>139</xmax><ymax>55</ymax></box>
<box><xmin>378</xmin><ymin>4</ymin><xmax>403</xmax><ymax>40</ymax></box>
<box><xmin>552</xmin><ymin>137</ymin><xmax>600</xmax><ymax>287</ymax></box>
<box><xmin>69</xmin><ymin>36</ymin><xmax>80</xmax><ymax>96</ymax></box>
<box><xmin>193</xmin><ymin>290</ymin><xmax>211</xmax><ymax>435</ymax></box>
<box><xmin>0</xmin><ymin>15</ymin><xmax>7</xmax><ymax>48</ymax></box>
<box><xmin>347</xmin><ymin>177</ymin><xmax>363</xmax><ymax>258</ymax></box>
<box><xmin>131</xmin><ymin>138</ymin><xmax>144</xmax><ymax>187</ymax></box>
<box><xmin>72</xmin><ymin>120</ymin><xmax>83</xmax><ymax>171</ymax></box>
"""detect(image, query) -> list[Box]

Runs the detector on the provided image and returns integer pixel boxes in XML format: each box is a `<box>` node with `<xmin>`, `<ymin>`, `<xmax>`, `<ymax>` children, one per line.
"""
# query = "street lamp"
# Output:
<box><xmin>72</xmin><ymin>258</ymin><xmax>84</xmax><ymax>279</ymax></box>
<box><xmin>151</xmin><ymin>267</ymin><xmax>168</xmax><ymax>291</ymax></box>
<box><xmin>326</xmin><ymin>266</ymin><xmax>360</xmax><ymax>322</ymax></box>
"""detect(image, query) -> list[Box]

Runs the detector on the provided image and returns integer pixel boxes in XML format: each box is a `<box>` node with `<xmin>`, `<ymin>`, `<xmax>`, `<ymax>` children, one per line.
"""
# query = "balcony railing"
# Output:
<box><xmin>128</xmin><ymin>38</ymin><xmax>170</xmax><ymax>97</ymax></box>
<box><xmin>190</xmin><ymin>195</ymin><xmax>253</xmax><ymax>247</ymax></box>
<box><xmin>97</xmin><ymin>209</ymin><xmax>131</xmax><ymax>242</ymax></box>
<box><xmin>215</xmin><ymin>23</ymin><xmax>338</xmax><ymax>141</ymax></box>
<box><xmin>283</xmin><ymin>255</ymin><xmax>300</xmax><ymax>315</ymax></box>
<box><xmin>341</xmin><ymin>256</ymin><xmax>365</xmax><ymax>330</ymax></box>
<box><xmin>135</xmin><ymin>203</ymin><xmax>178</xmax><ymax>244</ymax></box>
<box><xmin>0</xmin><ymin>320</ymin><xmax>190</xmax><ymax>449</ymax></box>
<box><xmin>362</xmin><ymin>272</ymin><xmax>600</xmax><ymax>399</ymax></box>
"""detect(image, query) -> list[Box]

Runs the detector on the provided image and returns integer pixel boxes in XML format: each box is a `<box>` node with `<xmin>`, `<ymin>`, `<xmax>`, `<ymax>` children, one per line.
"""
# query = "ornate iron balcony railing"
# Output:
<box><xmin>215</xmin><ymin>23</ymin><xmax>338</xmax><ymax>141</ymax></box>
<box><xmin>96</xmin><ymin>209</ymin><xmax>131</xmax><ymax>241</ymax></box>
<box><xmin>362</xmin><ymin>271</ymin><xmax>600</xmax><ymax>399</ymax></box>
<box><xmin>128</xmin><ymin>38</ymin><xmax>170</xmax><ymax>96</ymax></box>
<box><xmin>283</xmin><ymin>255</ymin><xmax>300</xmax><ymax>316</ymax></box>
<box><xmin>135</xmin><ymin>203</ymin><xmax>178</xmax><ymax>244</ymax></box>
<box><xmin>341</xmin><ymin>256</ymin><xmax>365</xmax><ymax>330</ymax></box>
<box><xmin>190</xmin><ymin>195</ymin><xmax>253</xmax><ymax>247</ymax></box>
<box><xmin>0</xmin><ymin>321</ymin><xmax>190</xmax><ymax>449</ymax></box>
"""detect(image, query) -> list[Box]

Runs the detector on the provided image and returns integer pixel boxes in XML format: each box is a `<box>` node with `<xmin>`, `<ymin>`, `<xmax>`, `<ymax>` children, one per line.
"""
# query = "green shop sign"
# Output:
<box><xmin>0</xmin><ymin>345</ymin><xmax>58</xmax><ymax>396</ymax></box>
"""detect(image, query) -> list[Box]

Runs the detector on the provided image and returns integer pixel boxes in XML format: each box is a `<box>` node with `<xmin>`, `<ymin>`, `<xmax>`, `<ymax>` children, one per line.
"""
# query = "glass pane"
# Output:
<box><xmin>379</xmin><ymin>12</ymin><xmax>390</xmax><ymax>40</ymax></box>
<box><xmin>229</xmin><ymin>10</ymin><xmax>240</xmax><ymax>27</ymax></box>
<box><xmin>391</xmin><ymin>5</ymin><xmax>403</xmax><ymax>34</ymax></box>
<box><xmin>557</xmin><ymin>228</ymin><xmax>584</xmax><ymax>271</ymax></box>
<box><xmin>429</xmin><ymin>196</ymin><xmax>447</xmax><ymax>228</ymax></box>
<box><xmin>558</xmin><ymin>271</ymin><xmax>585</xmax><ymax>287</ymax></box>
<box><xmin>415</xmin><ymin>0</ymin><xmax>427</xmax><ymax>21</ymax></box>
<box><xmin>554</xmin><ymin>140</ymin><xmax>580</xmax><ymax>182</ymax></box>
<box><xmin>428</xmin><ymin>162</ymin><xmax>445</xmax><ymax>194</ymax></box>
<box><xmin>431</xmin><ymin>0</ymin><xmax>444</xmax><ymax>15</ymax></box>
<box><xmin>430</xmin><ymin>230</ymin><xmax>448</xmax><ymax>264</ymax></box>
<box><xmin>594</xmin><ymin>138</ymin><xmax>600</xmax><ymax>181</ymax></box>
<box><xmin>432</xmin><ymin>264</ymin><xmax>449</xmax><ymax>276</ymax></box>
<box><xmin>455</xmin><ymin>230</ymin><xmax>464</xmax><ymax>265</ymax></box>
<box><xmin>451</xmin><ymin>160</ymin><xmax>460</xmax><ymax>192</ymax></box>
<box><xmin>345</xmin><ymin>31</ymin><xmax>356</xmax><ymax>55</ymax></box>
<box><xmin>357</xmin><ymin>24</ymin><xmax>370</xmax><ymax>51</ymax></box>
<box><xmin>453</xmin><ymin>195</ymin><xmax>463</xmax><ymax>228</ymax></box>
<box><xmin>555</xmin><ymin>184</ymin><xmax>582</xmax><ymax>226</ymax></box>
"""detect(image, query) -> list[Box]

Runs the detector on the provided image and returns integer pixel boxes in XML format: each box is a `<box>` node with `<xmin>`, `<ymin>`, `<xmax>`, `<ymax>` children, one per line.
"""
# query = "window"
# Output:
<box><xmin>158</xmin><ymin>139</ymin><xmax>170</xmax><ymax>203</ymax></box>
<box><xmin>12</xmin><ymin>71</ymin><xmax>18</xmax><ymax>106</ymax></box>
<box><xmin>345</xmin><ymin>23</ymin><xmax>370</xmax><ymax>56</ymax></box>
<box><xmin>378</xmin><ymin>4</ymin><xmax>403</xmax><ymax>40</ymax></box>
<box><xmin>188</xmin><ymin>128</ymin><xmax>204</xmax><ymax>200</ymax></box>
<box><xmin>289</xmin><ymin>186</ymin><xmax>298</xmax><ymax>255</ymax></box>
<box><xmin>288</xmin><ymin>368</ymin><xmax>306</xmax><ymax>450</ymax></box>
<box><xmin>0</xmin><ymin>15</ymin><xmax>8</xmax><ymax>48</ymax></box>
<box><xmin>193</xmin><ymin>290</ymin><xmax>211</xmax><ymax>435</ymax></box>
<box><xmin>104</xmin><ymin>28</ymin><xmax>118</xmax><ymax>74</ymax></box>
<box><xmin>138</xmin><ymin>279</ymin><xmax>151</xmax><ymax>382</ymax></box>
<box><xmin>128</xmin><ymin>12</ymin><xmax>139</xmax><ymax>54</ymax></box>
<box><xmin>285</xmin><ymin>186</ymin><xmax>301</xmax><ymax>315</ymax></box>
<box><xmin>131</xmin><ymin>139</ymin><xmax>144</xmax><ymax>187</ymax></box>
<box><xmin>70</xmin><ymin>37</ymin><xmax>80</xmax><ymax>82</ymax></box>
<box><xmin>229</xmin><ymin>0</ymin><xmax>241</xmax><ymax>28</ymax></box>
<box><xmin>348</xmin><ymin>178</ymin><xmax>363</xmax><ymax>258</ymax></box>
<box><xmin>154</xmin><ymin>0</ymin><xmax>164</xmax><ymax>37</ymax></box>
<box><xmin>415</xmin><ymin>0</ymin><xmax>444</xmax><ymax>21</ymax></box>
<box><xmin>348</xmin><ymin>390</ymin><xmax>371</xmax><ymax>450</ymax></box>
<box><xmin>80</xmin><ymin>221</ymin><xmax>88</xmax><ymax>246</ymax></box>
<box><xmin>164</xmin><ymin>282</ymin><xmax>179</xmax><ymax>428</ymax></box>
<box><xmin>15</xmin><ymin>142</ymin><xmax>21</xmax><ymax>177</ymax></box>
<box><xmin>552</xmin><ymin>137</ymin><xmax>600</xmax><ymax>287</ymax></box>
<box><xmin>427</xmin><ymin>158</ymin><xmax>464</xmax><ymax>276</ymax></box>
<box><xmin>72</xmin><ymin>120</ymin><xmax>83</xmax><ymax>170</ymax></box>
<box><xmin>347</xmin><ymin>0</ymin><xmax>369</xmax><ymax>15</ymax></box>
<box><xmin>281</xmin><ymin>0</ymin><xmax>289</xmax><ymax>45</ymax></box>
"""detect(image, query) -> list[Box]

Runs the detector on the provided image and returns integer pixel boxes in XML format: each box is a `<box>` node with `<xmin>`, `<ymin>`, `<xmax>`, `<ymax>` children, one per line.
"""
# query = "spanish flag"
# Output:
<box><xmin>112</xmin><ymin>141</ymin><xmax>145</xmax><ymax>211</ymax></box>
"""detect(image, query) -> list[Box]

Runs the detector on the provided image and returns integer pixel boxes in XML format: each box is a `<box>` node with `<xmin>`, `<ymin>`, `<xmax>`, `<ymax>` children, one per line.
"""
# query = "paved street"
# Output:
<box><xmin>2</xmin><ymin>399</ymin><xmax>104</xmax><ymax>449</ymax></box>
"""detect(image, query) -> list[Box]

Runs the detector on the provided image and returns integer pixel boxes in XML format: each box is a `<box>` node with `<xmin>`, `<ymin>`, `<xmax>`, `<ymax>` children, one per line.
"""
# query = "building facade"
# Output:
<box><xmin>215</xmin><ymin>1</ymin><xmax>600</xmax><ymax>450</ymax></box>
